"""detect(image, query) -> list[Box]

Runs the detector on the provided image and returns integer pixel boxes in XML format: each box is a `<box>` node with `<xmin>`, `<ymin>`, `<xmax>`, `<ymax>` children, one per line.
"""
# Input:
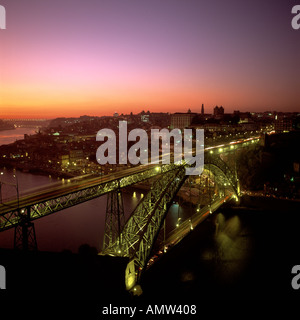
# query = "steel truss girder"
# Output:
<box><xmin>0</xmin><ymin>152</ymin><xmax>239</xmax><ymax>233</ymax></box>
<box><xmin>0</xmin><ymin>163</ymin><xmax>179</xmax><ymax>232</ymax></box>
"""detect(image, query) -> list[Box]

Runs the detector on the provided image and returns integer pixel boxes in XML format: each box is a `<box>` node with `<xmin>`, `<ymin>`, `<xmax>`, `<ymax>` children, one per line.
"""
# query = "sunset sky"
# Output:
<box><xmin>0</xmin><ymin>0</ymin><xmax>299</xmax><ymax>118</ymax></box>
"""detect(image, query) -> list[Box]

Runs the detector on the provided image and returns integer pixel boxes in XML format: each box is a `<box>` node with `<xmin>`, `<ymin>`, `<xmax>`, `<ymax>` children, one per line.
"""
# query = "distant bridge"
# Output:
<box><xmin>4</xmin><ymin>119</ymin><xmax>49</xmax><ymax>122</ymax></box>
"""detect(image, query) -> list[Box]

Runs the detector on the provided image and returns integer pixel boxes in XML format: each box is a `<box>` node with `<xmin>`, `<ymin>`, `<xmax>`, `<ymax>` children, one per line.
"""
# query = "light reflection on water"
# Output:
<box><xmin>202</xmin><ymin>213</ymin><xmax>253</xmax><ymax>284</ymax></box>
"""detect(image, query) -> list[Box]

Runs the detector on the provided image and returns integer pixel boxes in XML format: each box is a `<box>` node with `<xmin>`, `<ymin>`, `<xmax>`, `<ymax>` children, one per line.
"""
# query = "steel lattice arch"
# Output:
<box><xmin>101</xmin><ymin>155</ymin><xmax>240</xmax><ymax>291</ymax></box>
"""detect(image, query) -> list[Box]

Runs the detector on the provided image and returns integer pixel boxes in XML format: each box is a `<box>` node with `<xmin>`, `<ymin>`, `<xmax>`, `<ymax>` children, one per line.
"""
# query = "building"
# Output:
<box><xmin>69</xmin><ymin>149</ymin><xmax>84</xmax><ymax>163</ymax></box>
<box><xmin>274</xmin><ymin>116</ymin><xmax>293</xmax><ymax>133</ymax></box>
<box><xmin>213</xmin><ymin>106</ymin><xmax>224</xmax><ymax>119</ymax></box>
<box><xmin>141</xmin><ymin>114</ymin><xmax>150</xmax><ymax>123</ymax></box>
<box><xmin>149</xmin><ymin>112</ymin><xmax>171</xmax><ymax>126</ymax></box>
<box><xmin>59</xmin><ymin>154</ymin><xmax>69</xmax><ymax>167</ymax></box>
<box><xmin>170</xmin><ymin>110</ymin><xmax>197</xmax><ymax>129</ymax></box>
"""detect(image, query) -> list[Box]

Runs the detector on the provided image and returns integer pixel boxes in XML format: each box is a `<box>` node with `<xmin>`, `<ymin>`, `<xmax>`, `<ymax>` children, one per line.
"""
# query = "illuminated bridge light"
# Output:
<box><xmin>219</xmin><ymin>148</ymin><xmax>223</xmax><ymax>152</ymax></box>
<box><xmin>210</xmin><ymin>150</ymin><xmax>213</xmax><ymax>154</ymax></box>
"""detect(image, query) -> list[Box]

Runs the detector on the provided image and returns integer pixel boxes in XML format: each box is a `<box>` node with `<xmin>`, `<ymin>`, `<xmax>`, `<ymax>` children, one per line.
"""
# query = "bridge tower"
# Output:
<box><xmin>102</xmin><ymin>187</ymin><xmax>125</xmax><ymax>253</ymax></box>
<box><xmin>14</xmin><ymin>207</ymin><xmax>37</xmax><ymax>251</ymax></box>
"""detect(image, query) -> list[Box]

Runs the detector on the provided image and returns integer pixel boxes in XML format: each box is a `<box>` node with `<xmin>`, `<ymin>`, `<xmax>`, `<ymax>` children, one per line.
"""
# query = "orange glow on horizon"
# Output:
<box><xmin>1</xmin><ymin>1</ymin><xmax>299</xmax><ymax>119</ymax></box>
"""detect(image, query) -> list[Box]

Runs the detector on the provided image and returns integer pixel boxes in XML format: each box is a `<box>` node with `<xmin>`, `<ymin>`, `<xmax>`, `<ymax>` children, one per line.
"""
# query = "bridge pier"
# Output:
<box><xmin>14</xmin><ymin>207</ymin><xmax>37</xmax><ymax>251</ymax></box>
<box><xmin>102</xmin><ymin>187</ymin><xmax>125</xmax><ymax>254</ymax></box>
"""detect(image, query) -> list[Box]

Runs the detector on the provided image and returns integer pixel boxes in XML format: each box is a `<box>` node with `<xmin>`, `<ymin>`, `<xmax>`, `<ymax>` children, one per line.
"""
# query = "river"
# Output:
<box><xmin>0</xmin><ymin>127</ymin><xmax>37</xmax><ymax>145</ymax></box>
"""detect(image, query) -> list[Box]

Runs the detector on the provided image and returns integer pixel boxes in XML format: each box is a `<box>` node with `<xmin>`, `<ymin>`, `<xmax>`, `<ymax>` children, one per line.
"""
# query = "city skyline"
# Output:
<box><xmin>0</xmin><ymin>106</ymin><xmax>299</xmax><ymax>120</ymax></box>
<box><xmin>0</xmin><ymin>0</ymin><xmax>299</xmax><ymax>119</ymax></box>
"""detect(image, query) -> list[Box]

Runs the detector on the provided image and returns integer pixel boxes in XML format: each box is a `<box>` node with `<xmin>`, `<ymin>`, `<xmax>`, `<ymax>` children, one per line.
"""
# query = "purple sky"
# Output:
<box><xmin>0</xmin><ymin>0</ymin><xmax>299</xmax><ymax>117</ymax></box>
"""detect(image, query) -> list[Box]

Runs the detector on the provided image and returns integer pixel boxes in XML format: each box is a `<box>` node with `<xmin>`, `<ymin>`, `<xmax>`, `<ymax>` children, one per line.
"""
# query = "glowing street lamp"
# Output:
<box><xmin>0</xmin><ymin>172</ymin><xmax>3</xmax><ymax>203</ymax></box>
<box><xmin>13</xmin><ymin>172</ymin><xmax>20</xmax><ymax>211</ymax></box>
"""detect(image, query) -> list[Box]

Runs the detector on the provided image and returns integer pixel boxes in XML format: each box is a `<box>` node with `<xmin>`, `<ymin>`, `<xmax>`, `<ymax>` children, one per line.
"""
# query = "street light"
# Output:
<box><xmin>13</xmin><ymin>171</ymin><xmax>20</xmax><ymax>211</ymax></box>
<box><xmin>189</xmin><ymin>219</ymin><xmax>193</xmax><ymax>231</ymax></box>
<box><xmin>0</xmin><ymin>172</ymin><xmax>3</xmax><ymax>204</ymax></box>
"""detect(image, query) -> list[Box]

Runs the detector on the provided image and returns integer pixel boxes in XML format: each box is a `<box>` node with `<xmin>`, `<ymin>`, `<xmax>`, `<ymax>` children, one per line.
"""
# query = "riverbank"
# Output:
<box><xmin>0</xmin><ymin>127</ymin><xmax>36</xmax><ymax>145</ymax></box>
<box><xmin>0</xmin><ymin>127</ymin><xmax>14</xmax><ymax>132</ymax></box>
<box><xmin>0</xmin><ymin>121</ymin><xmax>14</xmax><ymax>131</ymax></box>
<box><xmin>1</xmin><ymin>161</ymin><xmax>75</xmax><ymax>179</ymax></box>
<box><xmin>240</xmin><ymin>194</ymin><xmax>300</xmax><ymax>211</ymax></box>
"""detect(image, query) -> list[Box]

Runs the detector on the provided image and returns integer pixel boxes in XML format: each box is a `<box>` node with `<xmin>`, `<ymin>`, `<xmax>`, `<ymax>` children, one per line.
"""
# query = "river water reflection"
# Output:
<box><xmin>0</xmin><ymin>128</ymin><xmax>37</xmax><ymax>145</ymax></box>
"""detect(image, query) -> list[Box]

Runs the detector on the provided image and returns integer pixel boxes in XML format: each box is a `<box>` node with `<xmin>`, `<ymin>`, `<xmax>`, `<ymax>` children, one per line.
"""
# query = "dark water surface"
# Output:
<box><xmin>142</xmin><ymin>197</ymin><xmax>300</xmax><ymax>300</ymax></box>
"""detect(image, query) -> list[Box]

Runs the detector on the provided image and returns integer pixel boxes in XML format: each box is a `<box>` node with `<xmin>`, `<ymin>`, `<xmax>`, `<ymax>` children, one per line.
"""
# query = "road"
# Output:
<box><xmin>147</xmin><ymin>194</ymin><xmax>234</xmax><ymax>267</ymax></box>
<box><xmin>165</xmin><ymin>194</ymin><xmax>233</xmax><ymax>247</ymax></box>
<box><xmin>0</xmin><ymin>164</ymin><xmax>158</xmax><ymax>216</ymax></box>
